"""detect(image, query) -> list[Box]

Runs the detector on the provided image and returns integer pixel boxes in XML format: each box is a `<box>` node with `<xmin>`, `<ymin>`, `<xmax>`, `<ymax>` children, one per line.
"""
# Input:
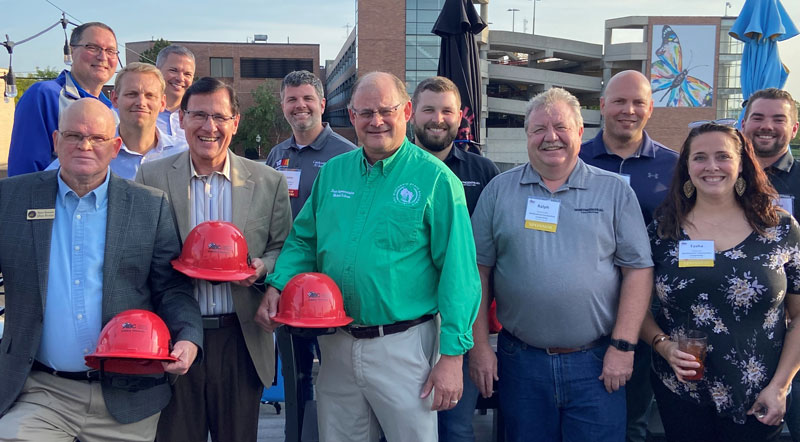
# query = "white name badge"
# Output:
<box><xmin>279</xmin><ymin>169</ymin><xmax>302</xmax><ymax>197</ymax></box>
<box><xmin>27</xmin><ymin>208</ymin><xmax>55</xmax><ymax>220</ymax></box>
<box><xmin>678</xmin><ymin>240</ymin><xmax>715</xmax><ymax>268</ymax></box>
<box><xmin>620</xmin><ymin>174</ymin><xmax>631</xmax><ymax>185</ymax></box>
<box><xmin>524</xmin><ymin>197</ymin><xmax>560</xmax><ymax>232</ymax></box>
<box><xmin>778</xmin><ymin>194</ymin><xmax>794</xmax><ymax>215</ymax></box>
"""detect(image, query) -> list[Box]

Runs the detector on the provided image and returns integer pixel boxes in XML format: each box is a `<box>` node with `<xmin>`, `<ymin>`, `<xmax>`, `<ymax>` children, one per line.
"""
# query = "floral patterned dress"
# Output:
<box><xmin>650</xmin><ymin>214</ymin><xmax>800</xmax><ymax>424</ymax></box>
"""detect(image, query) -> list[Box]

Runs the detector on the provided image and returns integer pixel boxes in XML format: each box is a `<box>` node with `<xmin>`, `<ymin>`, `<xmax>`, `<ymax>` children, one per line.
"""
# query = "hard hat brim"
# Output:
<box><xmin>273</xmin><ymin>315</ymin><xmax>354</xmax><ymax>328</ymax></box>
<box><xmin>172</xmin><ymin>259</ymin><xmax>256</xmax><ymax>282</ymax></box>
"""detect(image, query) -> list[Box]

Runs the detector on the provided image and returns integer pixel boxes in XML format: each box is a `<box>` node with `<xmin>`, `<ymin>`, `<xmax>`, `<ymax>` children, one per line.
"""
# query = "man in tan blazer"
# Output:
<box><xmin>136</xmin><ymin>77</ymin><xmax>292</xmax><ymax>442</ymax></box>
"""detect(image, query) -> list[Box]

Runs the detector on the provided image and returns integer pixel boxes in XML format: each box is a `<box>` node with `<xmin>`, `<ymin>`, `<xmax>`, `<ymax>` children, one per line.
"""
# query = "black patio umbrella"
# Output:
<box><xmin>433</xmin><ymin>0</ymin><xmax>487</xmax><ymax>151</ymax></box>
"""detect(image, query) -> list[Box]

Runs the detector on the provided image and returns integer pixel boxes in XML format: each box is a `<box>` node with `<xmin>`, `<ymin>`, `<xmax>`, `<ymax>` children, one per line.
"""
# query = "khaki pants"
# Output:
<box><xmin>316</xmin><ymin>320</ymin><xmax>439</xmax><ymax>442</ymax></box>
<box><xmin>0</xmin><ymin>371</ymin><xmax>159</xmax><ymax>442</ymax></box>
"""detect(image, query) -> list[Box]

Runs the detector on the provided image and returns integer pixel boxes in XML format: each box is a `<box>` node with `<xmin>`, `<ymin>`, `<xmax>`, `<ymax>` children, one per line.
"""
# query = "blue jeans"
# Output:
<box><xmin>438</xmin><ymin>354</ymin><xmax>481</xmax><ymax>442</ymax></box>
<box><xmin>497</xmin><ymin>330</ymin><xmax>626</xmax><ymax>442</ymax></box>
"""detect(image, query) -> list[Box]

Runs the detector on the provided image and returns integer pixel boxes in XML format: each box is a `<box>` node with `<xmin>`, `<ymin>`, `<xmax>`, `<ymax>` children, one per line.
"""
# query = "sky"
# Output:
<box><xmin>2</xmin><ymin>0</ymin><xmax>799</xmax><ymax>98</ymax></box>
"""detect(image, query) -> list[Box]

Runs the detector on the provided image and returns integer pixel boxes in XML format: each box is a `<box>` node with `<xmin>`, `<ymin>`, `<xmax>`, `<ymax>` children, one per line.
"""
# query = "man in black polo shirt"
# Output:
<box><xmin>411</xmin><ymin>76</ymin><xmax>499</xmax><ymax>442</ymax></box>
<box><xmin>266</xmin><ymin>70</ymin><xmax>356</xmax><ymax>441</ymax></box>
<box><xmin>742</xmin><ymin>88</ymin><xmax>800</xmax><ymax>218</ymax></box>
<box><xmin>741</xmin><ymin>87</ymin><xmax>800</xmax><ymax>440</ymax></box>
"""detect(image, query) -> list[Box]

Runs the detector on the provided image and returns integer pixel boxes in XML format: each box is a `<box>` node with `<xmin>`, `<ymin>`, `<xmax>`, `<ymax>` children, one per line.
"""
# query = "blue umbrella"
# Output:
<box><xmin>730</xmin><ymin>0</ymin><xmax>798</xmax><ymax>124</ymax></box>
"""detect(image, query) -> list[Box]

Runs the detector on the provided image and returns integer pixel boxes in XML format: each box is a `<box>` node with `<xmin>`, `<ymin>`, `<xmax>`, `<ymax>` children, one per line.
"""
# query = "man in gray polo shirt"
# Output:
<box><xmin>469</xmin><ymin>87</ymin><xmax>653</xmax><ymax>442</ymax></box>
<box><xmin>266</xmin><ymin>69</ymin><xmax>355</xmax><ymax>441</ymax></box>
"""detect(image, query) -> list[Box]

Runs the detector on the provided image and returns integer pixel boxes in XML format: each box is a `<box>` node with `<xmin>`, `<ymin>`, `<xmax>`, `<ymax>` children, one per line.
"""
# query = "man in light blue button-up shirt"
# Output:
<box><xmin>0</xmin><ymin>98</ymin><xmax>203</xmax><ymax>441</ymax></box>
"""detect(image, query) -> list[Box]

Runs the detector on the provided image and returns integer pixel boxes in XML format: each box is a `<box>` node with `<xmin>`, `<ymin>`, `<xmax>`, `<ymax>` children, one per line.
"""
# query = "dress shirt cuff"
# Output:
<box><xmin>440</xmin><ymin>331</ymin><xmax>474</xmax><ymax>356</ymax></box>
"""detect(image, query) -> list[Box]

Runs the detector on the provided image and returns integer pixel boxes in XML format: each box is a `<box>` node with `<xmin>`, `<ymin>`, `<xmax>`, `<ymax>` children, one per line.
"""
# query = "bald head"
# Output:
<box><xmin>54</xmin><ymin>98</ymin><xmax>122</xmax><ymax>196</ymax></box>
<box><xmin>600</xmin><ymin>70</ymin><xmax>654</xmax><ymax>147</ymax></box>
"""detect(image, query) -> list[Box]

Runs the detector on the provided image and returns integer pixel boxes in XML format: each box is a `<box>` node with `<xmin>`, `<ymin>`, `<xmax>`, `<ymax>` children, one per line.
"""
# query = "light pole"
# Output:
<box><xmin>531</xmin><ymin>0</ymin><xmax>542</xmax><ymax>35</ymax></box>
<box><xmin>256</xmin><ymin>134</ymin><xmax>262</xmax><ymax>158</ymax></box>
<box><xmin>724</xmin><ymin>1</ymin><xmax>732</xmax><ymax>16</ymax></box>
<box><xmin>507</xmin><ymin>8</ymin><xmax>520</xmax><ymax>33</ymax></box>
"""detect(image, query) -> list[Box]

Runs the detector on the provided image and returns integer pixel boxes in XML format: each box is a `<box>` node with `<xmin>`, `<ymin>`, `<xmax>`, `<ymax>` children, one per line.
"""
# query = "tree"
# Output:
<box><xmin>139</xmin><ymin>38</ymin><xmax>171</xmax><ymax>65</ymax></box>
<box><xmin>232</xmin><ymin>81</ymin><xmax>290</xmax><ymax>157</ymax></box>
<box><xmin>14</xmin><ymin>67</ymin><xmax>60</xmax><ymax>105</ymax></box>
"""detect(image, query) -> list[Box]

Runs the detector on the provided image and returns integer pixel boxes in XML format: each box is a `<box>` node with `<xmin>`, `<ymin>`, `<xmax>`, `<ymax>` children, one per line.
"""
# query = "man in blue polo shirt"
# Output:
<box><xmin>8</xmin><ymin>22</ymin><xmax>119</xmax><ymax>176</ymax></box>
<box><xmin>579</xmin><ymin>69</ymin><xmax>677</xmax><ymax>442</ymax></box>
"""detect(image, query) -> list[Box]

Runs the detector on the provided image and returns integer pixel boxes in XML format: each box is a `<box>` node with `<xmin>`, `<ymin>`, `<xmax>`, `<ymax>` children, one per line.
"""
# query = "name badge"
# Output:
<box><xmin>619</xmin><ymin>174</ymin><xmax>631</xmax><ymax>185</ymax></box>
<box><xmin>27</xmin><ymin>209</ymin><xmax>55</xmax><ymax>220</ymax></box>
<box><xmin>279</xmin><ymin>169</ymin><xmax>302</xmax><ymax>198</ymax></box>
<box><xmin>678</xmin><ymin>240</ymin><xmax>715</xmax><ymax>267</ymax></box>
<box><xmin>778</xmin><ymin>194</ymin><xmax>794</xmax><ymax>215</ymax></box>
<box><xmin>525</xmin><ymin>197</ymin><xmax>560</xmax><ymax>232</ymax></box>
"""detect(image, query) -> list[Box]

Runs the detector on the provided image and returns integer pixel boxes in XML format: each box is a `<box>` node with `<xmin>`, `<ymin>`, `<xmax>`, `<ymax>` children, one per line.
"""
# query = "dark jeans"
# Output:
<box><xmin>626</xmin><ymin>341</ymin><xmax>654</xmax><ymax>442</ymax></box>
<box><xmin>651</xmin><ymin>369</ymin><xmax>784</xmax><ymax>442</ymax></box>
<box><xmin>497</xmin><ymin>330</ymin><xmax>626</xmax><ymax>442</ymax></box>
<box><xmin>438</xmin><ymin>353</ymin><xmax>481</xmax><ymax>442</ymax></box>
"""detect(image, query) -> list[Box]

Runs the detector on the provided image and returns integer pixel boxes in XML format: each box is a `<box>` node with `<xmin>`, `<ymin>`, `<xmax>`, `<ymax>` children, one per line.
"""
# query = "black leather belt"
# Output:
<box><xmin>501</xmin><ymin>329</ymin><xmax>608</xmax><ymax>355</ymax></box>
<box><xmin>32</xmin><ymin>360</ymin><xmax>101</xmax><ymax>381</ymax></box>
<box><xmin>344</xmin><ymin>314</ymin><xmax>435</xmax><ymax>339</ymax></box>
<box><xmin>203</xmin><ymin>313</ymin><xmax>238</xmax><ymax>329</ymax></box>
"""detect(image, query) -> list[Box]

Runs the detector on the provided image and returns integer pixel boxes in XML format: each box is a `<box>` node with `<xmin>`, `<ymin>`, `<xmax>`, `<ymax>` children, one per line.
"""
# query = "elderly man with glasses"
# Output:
<box><xmin>8</xmin><ymin>22</ymin><xmax>120</xmax><ymax>176</ymax></box>
<box><xmin>255</xmin><ymin>71</ymin><xmax>481</xmax><ymax>442</ymax></box>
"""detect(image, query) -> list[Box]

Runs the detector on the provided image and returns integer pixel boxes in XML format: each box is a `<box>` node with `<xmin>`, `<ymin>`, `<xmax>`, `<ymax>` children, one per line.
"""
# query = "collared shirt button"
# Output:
<box><xmin>74</xmin><ymin>245</ymin><xmax>80</xmax><ymax>251</ymax></box>
<box><xmin>75</xmin><ymin>214</ymin><xmax>82</xmax><ymax>220</ymax></box>
<box><xmin>74</xmin><ymin>279</ymin><xmax>80</xmax><ymax>285</ymax></box>
<box><xmin>83</xmin><ymin>348</ymin><xmax>89</xmax><ymax>354</ymax></box>
<box><xmin>77</xmin><ymin>314</ymin><xmax>83</xmax><ymax>320</ymax></box>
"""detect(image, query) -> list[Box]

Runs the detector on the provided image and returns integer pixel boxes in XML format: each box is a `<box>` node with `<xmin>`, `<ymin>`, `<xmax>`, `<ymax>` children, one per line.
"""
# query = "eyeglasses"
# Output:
<box><xmin>350</xmin><ymin>103</ymin><xmax>403</xmax><ymax>121</ymax></box>
<box><xmin>183</xmin><ymin>110</ymin><xmax>237</xmax><ymax>124</ymax></box>
<box><xmin>60</xmin><ymin>131</ymin><xmax>113</xmax><ymax>146</ymax></box>
<box><xmin>687</xmin><ymin>118</ymin><xmax>737</xmax><ymax>129</ymax></box>
<box><xmin>71</xmin><ymin>43</ymin><xmax>119</xmax><ymax>58</ymax></box>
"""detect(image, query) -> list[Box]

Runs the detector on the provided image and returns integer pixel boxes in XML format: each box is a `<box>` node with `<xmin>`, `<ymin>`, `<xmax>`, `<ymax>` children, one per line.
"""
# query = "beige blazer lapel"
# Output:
<box><xmin>167</xmin><ymin>152</ymin><xmax>193</xmax><ymax>241</ymax></box>
<box><xmin>230</xmin><ymin>152</ymin><xmax>253</xmax><ymax>229</ymax></box>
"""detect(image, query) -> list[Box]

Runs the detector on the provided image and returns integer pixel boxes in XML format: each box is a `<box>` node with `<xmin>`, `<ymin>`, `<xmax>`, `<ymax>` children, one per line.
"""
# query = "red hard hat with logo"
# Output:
<box><xmin>85</xmin><ymin>309</ymin><xmax>177</xmax><ymax>375</ymax></box>
<box><xmin>273</xmin><ymin>273</ymin><xmax>353</xmax><ymax>328</ymax></box>
<box><xmin>172</xmin><ymin>221</ymin><xmax>256</xmax><ymax>282</ymax></box>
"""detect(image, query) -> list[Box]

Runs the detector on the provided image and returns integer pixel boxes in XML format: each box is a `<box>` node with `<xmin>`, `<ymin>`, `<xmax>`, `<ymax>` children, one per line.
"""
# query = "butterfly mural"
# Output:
<box><xmin>651</xmin><ymin>25</ymin><xmax>714</xmax><ymax>107</ymax></box>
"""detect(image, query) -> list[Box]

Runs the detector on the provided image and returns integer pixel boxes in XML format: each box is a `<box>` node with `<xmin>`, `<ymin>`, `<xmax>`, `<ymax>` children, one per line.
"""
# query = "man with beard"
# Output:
<box><xmin>579</xmin><ymin>70</ymin><xmax>677</xmax><ymax>442</ymax></box>
<box><xmin>411</xmin><ymin>76</ymin><xmax>499</xmax><ymax>215</ymax></box>
<box><xmin>411</xmin><ymin>76</ymin><xmax>498</xmax><ymax>442</ymax></box>
<box><xmin>741</xmin><ymin>87</ymin><xmax>800</xmax><ymax>440</ymax></box>
<box><xmin>266</xmin><ymin>69</ymin><xmax>355</xmax><ymax>441</ymax></box>
<box><xmin>155</xmin><ymin>45</ymin><xmax>195</xmax><ymax>150</ymax></box>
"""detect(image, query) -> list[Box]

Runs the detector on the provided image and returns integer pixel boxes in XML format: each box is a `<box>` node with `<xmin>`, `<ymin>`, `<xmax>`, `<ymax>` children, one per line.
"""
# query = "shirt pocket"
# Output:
<box><xmin>376</xmin><ymin>206</ymin><xmax>423</xmax><ymax>252</ymax></box>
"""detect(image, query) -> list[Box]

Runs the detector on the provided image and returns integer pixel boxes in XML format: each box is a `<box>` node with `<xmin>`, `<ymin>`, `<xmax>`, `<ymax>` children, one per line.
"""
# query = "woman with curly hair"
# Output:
<box><xmin>641</xmin><ymin>123</ymin><xmax>800</xmax><ymax>442</ymax></box>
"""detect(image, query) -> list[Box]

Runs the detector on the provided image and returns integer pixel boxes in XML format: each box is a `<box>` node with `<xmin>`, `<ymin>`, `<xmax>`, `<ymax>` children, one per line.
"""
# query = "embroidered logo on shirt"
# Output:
<box><xmin>462</xmin><ymin>180</ymin><xmax>481</xmax><ymax>187</ymax></box>
<box><xmin>313</xmin><ymin>161</ymin><xmax>326</xmax><ymax>168</ymax></box>
<box><xmin>393</xmin><ymin>183</ymin><xmax>421</xmax><ymax>206</ymax></box>
<box><xmin>275</xmin><ymin>158</ymin><xmax>290</xmax><ymax>168</ymax></box>
<box><xmin>648</xmin><ymin>172</ymin><xmax>659</xmax><ymax>179</ymax></box>
<box><xmin>331</xmin><ymin>189</ymin><xmax>355</xmax><ymax>199</ymax></box>
<box><xmin>574</xmin><ymin>208</ymin><xmax>604</xmax><ymax>214</ymax></box>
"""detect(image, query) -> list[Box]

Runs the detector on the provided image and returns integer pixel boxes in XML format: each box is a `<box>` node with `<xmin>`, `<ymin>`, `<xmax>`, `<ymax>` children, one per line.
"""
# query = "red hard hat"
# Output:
<box><xmin>172</xmin><ymin>221</ymin><xmax>256</xmax><ymax>282</ymax></box>
<box><xmin>85</xmin><ymin>309</ymin><xmax>177</xmax><ymax>375</ymax></box>
<box><xmin>273</xmin><ymin>273</ymin><xmax>353</xmax><ymax>328</ymax></box>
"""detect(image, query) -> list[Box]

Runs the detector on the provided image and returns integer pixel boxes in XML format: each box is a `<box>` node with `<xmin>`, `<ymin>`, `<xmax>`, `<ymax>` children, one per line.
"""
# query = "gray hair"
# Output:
<box><xmin>281</xmin><ymin>70</ymin><xmax>324</xmax><ymax>102</ymax></box>
<box><xmin>156</xmin><ymin>45</ymin><xmax>196</xmax><ymax>68</ymax></box>
<box><xmin>524</xmin><ymin>87</ymin><xmax>583</xmax><ymax>131</ymax></box>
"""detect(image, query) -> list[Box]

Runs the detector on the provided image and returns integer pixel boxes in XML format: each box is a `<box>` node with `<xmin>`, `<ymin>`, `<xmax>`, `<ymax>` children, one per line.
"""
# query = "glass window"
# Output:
<box><xmin>210</xmin><ymin>57</ymin><xmax>233</xmax><ymax>77</ymax></box>
<box><xmin>418</xmin><ymin>10</ymin><xmax>440</xmax><ymax>22</ymax></box>
<box><xmin>407</xmin><ymin>9</ymin><xmax>417</xmax><ymax>22</ymax></box>
<box><xmin>406</xmin><ymin>0</ymin><xmax>417</xmax><ymax>9</ymax></box>
<box><xmin>407</xmin><ymin>58</ymin><xmax>417</xmax><ymax>70</ymax></box>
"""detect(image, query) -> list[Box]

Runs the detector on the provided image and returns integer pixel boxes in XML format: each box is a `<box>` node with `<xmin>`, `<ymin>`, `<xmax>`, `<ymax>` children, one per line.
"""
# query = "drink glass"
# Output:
<box><xmin>678</xmin><ymin>330</ymin><xmax>708</xmax><ymax>381</ymax></box>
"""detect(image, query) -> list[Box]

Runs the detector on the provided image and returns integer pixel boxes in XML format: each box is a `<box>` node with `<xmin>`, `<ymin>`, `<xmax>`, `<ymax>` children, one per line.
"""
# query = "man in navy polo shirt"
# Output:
<box><xmin>579</xmin><ymin>69</ymin><xmax>678</xmax><ymax>442</ymax></box>
<box><xmin>411</xmin><ymin>76</ymin><xmax>499</xmax><ymax>442</ymax></box>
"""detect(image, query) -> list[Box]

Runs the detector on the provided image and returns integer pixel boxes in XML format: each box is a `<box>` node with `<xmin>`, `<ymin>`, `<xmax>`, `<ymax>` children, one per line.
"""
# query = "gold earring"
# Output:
<box><xmin>735</xmin><ymin>177</ymin><xmax>746</xmax><ymax>196</ymax></box>
<box><xmin>683</xmin><ymin>180</ymin><xmax>695</xmax><ymax>198</ymax></box>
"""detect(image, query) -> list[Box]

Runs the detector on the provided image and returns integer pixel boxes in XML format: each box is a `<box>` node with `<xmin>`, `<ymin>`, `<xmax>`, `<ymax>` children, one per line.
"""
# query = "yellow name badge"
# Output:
<box><xmin>524</xmin><ymin>197</ymin><xmax>560</xmax><ymax>232</ymax></box>
<box><xmin>26</xmin><ymin>209</ymin><xmax>55</xmax><ymax>220</ymax></box>
<box><xmin>678</xmin><ymin>240</ymin><xmax>715</xmax><ymax>267</ymax></box>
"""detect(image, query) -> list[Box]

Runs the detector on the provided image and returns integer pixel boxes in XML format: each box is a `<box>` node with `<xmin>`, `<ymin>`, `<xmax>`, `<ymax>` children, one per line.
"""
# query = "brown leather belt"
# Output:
<box><xmin>501</xmin><ymin>329</ymin><xmax>608</xmax><ymax>355</ymax></box>
<box><xmin>345</xmin><ymin>314</ymin><xmax>435</xmax><ymax>339</ymax></box>
<box><xmin>202</xmin><ymin>313</ymin><xmax>238</xmax><ymax>329</ymax></box>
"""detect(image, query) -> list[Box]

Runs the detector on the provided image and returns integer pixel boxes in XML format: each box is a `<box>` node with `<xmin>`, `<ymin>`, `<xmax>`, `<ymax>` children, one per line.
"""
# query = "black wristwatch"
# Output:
<box><xmin>609</xmin><ymin>338</ymin><xmax>636</xmax><ymax>352</ymax></box>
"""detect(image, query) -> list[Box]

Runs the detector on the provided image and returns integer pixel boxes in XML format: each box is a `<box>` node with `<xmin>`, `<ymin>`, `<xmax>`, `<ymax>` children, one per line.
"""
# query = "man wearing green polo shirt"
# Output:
<box><xmin>255</xmin><ymin>71</ymin><xmax>480</xmax><ymax>442</ymax></box>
